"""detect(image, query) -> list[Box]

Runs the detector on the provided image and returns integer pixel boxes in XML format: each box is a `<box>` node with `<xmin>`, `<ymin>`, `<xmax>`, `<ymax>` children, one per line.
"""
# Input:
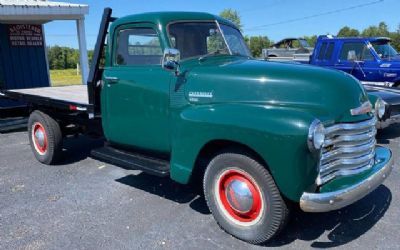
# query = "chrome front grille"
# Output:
<box><xmin>317</xmin><ymin>117</ymin><xmax>377</xmax><ymax>185</ymax></box>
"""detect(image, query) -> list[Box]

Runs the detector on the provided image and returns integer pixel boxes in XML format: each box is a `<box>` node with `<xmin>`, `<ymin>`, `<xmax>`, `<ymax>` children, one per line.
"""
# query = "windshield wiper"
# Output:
<box><xmin>199</xmin><ymin>49</ymin><xmax>226</xmax><ymax>61</ymax></box>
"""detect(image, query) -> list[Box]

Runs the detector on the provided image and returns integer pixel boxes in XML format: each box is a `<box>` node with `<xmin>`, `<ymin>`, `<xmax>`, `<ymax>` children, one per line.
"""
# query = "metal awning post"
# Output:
<box><xmin>76</xmin><ymin>17</ymin><xmax>89</xmax><ymax>85</ymax></box>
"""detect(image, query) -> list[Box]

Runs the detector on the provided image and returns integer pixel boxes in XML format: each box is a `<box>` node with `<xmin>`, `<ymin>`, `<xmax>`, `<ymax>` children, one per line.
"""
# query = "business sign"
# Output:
<box><xmin>8</xmin><ymin>24</ymin><xmax>44</xmax><ymax>47</ymax></box>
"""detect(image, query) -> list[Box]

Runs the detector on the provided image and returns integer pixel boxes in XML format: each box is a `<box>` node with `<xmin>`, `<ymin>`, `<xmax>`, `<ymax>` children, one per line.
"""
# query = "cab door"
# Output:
<box><xmin>102</xmin><ymin>23</ymin><xmax>172</xmax><ymax>153</ymax></box>
<box><xmin>334</xmin><ymin>41</ymin><xmax>378</xmax><ymax>81</ymax></box>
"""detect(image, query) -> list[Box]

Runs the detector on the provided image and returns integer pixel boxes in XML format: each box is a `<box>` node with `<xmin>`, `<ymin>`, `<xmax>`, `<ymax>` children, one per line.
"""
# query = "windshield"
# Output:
<box><xmin>371</xmin><ymin>41</ymin><xmax>398</xmax><ymax>59</ymax></box>
<box><xmin>168</xmin><ymin>21</ymin><xmax>251</xmax><ymax>60</ymax></box>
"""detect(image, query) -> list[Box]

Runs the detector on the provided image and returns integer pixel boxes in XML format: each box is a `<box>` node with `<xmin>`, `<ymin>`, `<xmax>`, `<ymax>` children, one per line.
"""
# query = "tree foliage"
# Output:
<box><xmin>220</xmin><ymin>9</ymin><xmax>271</xmax><ymax>57</ymax></box>
<box><xmin>337</xmin><ymin>26</ymin><xmax>360</xmax><ymax>37</ymax></box>
<box><xmin>245</xmin><ymin>36</ymin><xmax>271</xmax><ymax>58</ymax></box>
<box><xmin>303</xmin><ymin>35</ymin><xmax>318</xmax><ymax>47</ymax></box>
<box><xmin>333</xmin><ymin>22</ymin><xmax>400</xmax><ymax>52</ymax></box>
<box><xmin>47</xmin><ymin>46</ymin><xmax>94</xmax><ymax>70</ymax></box>
<box><xmin>361</xmin><ymin>22</ymin><xmax>390</xmax><ymax>37</ymax></box>
<box><xmin>219</xmin><ymin>8</ymin><xmax>242</xmax><ymax>31</ymax></box>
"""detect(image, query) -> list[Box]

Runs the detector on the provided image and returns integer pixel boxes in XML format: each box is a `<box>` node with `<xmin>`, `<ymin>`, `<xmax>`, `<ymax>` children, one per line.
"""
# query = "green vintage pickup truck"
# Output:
<box><xmin>0</xmin><ymin>8</ymin><xmax>394</xmax><ymax>244</ymax></box>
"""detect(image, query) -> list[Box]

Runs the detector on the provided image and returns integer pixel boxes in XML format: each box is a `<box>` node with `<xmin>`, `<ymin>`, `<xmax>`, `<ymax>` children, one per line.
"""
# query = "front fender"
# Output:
<box><xmin>170</xmin><ymin>103</ymin><xmax>320</xmax><ymax>201</ymax></box>
<box><xmin>367</xmin><ymin>93</ymin><xmax>378</xmax><ymax>107</ymax></box>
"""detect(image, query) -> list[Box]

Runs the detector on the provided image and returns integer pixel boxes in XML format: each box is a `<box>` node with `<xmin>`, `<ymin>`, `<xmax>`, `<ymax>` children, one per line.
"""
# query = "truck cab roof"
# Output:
<box><xmin>317</xmin><ymin>35</ymin><xmax>391</xmax><ymax>43</ymax></box>
<box><xmin>111</xmin><ymin>11</ymin><xmax>235</xmax><ymax>29</ymax></box>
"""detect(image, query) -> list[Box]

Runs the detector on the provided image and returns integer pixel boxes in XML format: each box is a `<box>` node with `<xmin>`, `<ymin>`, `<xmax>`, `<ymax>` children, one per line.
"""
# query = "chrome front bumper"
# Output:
<box><xmin>300</xmin><ymin>148</ymin><xmax>393</xmax><ymax>212</ymax></box>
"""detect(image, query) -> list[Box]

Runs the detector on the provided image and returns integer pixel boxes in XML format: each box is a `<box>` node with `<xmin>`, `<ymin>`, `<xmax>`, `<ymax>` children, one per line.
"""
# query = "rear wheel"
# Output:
<box><xmin>203</xmin><ymin>151</ymin><xmax>289</xmax><ymax>244</ymax></box>
<box><xmin>28</xmin><ymin>111</ymin><xmax>62</xmax><ymax>165</ymax></box>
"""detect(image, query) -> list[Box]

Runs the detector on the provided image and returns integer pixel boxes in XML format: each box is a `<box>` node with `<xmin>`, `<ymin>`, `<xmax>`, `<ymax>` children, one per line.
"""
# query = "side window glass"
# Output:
<box><xmin>116</xmin><ymin>28</ymin><xmax>162</xmax><ymax>65</ymax></box>
<box><xmin>362</xmin><ymin>47</ymin><xmax>374</xmax><ymax>61</ymax></box>
<box><xmin>207</xmin><ymin>28</ymin><xmax>226</xmax><ymax>53</ymax></box>
<box><xmin>291</xmin><ymin>40</ymin><xmax>300</xmax><ymax>48</ymax></box>
<box><xmin>339</xmin><ymin>42</ymin><xmax>364</xmax><ymax>61</ymax></box>
<box><xmin>318</xmin><ymin>42</ymin><xmax>327</xmax><ymax>60</ymax></box>
<box><xmin>324</xmin><ymin>43</ymin><xmax>334</xmax><ymax>60</ymax></box>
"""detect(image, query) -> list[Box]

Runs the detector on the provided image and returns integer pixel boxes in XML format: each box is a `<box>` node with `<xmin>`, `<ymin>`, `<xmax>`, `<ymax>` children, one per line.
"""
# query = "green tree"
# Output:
<box><xmin>361</xmin><ymin>22</ymin><xmax>390</xmax><ymax>37</ymax></box>
<box><xmin>47</xmin><ymin>46</ymin><xmax>65</xmax><ymax>69</ymax></box>
<box><xmin>303</xmin><ymin>35</ymin><xmax>318</xmax><ymax>47</ymax></box>
<box><xmin>337</xmin><ymin>26</ymin><xmax>360</xmax><ymax>37</ymax></box>
<box><xmin>248</xmin><ymin>36</ymin><xmax>271</xmax><ymax>58</ymax></box>
<box><xmin>220</xmin><ymin>8</ymin><xmax>242</xmax><ymax>31</ymax></box>
<box><xmin>389</xmin><ymin>24</ymin><xmax>400</xmax><ymax>51</ymax></box>
<box><xmin>47</xmin><ymin>46</ymin><xmax>95</xmax><ymax>70</ymax></box>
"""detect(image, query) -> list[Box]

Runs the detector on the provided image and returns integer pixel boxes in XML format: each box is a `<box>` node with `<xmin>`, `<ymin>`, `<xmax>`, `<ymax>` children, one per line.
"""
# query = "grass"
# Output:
<box><xmin>50</xmin><ymin>69</ymin><xmax>82</xmax><ymax>87</ymax></box>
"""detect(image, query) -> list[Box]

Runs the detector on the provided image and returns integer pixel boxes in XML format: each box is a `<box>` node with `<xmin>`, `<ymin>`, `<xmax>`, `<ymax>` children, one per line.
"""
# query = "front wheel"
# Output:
<box><xmin>203</xmin><ymin>151</ymin><xmax>289</xmax><ymax>244</ymax></box>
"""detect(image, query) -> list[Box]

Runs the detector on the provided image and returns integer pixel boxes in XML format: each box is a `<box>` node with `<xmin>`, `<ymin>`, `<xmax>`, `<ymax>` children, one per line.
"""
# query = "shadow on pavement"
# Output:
<box><xmin>59</xmin><ymin>135</ymin><xmax>104</xmax><ymax>165</ymax></box>
<box><xmin>266</xmin><ymin>185</ymin><xmax>392</xmax><ymax>248</ymax></box>
<box><xmin>116</xmin><ymin>172</ymin><xmax>391</xmax><ymax>248</ymax></box>
<box><xmin>116</xmin><ymin>173</ymin><xmax>211</xmax><ymax>215</ymax></box>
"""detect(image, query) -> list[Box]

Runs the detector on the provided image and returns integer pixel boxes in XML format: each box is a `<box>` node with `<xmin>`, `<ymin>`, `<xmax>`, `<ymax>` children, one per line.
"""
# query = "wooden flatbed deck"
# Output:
<box><xmin>8</xmin><ymin>85</ymin><xmax>89</xmax><ymax>105</ymax></box>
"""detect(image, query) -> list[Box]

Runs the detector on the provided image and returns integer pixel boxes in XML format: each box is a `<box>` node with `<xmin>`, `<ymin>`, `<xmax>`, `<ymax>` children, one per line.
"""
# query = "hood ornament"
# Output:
<box><xmin>350</xmin><ymin>101</ymin><xmax>372</xmax><ymax>116</ymax></box>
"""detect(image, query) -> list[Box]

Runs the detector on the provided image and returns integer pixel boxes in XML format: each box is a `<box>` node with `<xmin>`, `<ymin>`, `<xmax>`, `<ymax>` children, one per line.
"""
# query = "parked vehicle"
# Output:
<box><xmin>364</xmin><ymin>84</ymin><xmax>400</xmax><ymax>128</ymax></box>
<box><xmin>308</xmin><ymin>35</ymin><xmax>400</xmax><ymax>128</ymax></box>
<box><xmin>311</xmin><ymin>35</ymin><xmax>400</xmax><ymax>87</ymax></box>
<box><xmin>262</xmin><ymin>38</ymin><xmax>313</xmax><ymax>62</ymax></box>
<box><xmin>0</xmin><ymin>9</ymin><xmax>393</xmax><ymax>244</ymax></box>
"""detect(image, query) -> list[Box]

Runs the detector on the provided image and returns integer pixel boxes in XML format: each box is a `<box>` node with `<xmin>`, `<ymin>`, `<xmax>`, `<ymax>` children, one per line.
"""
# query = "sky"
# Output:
<box><xmin>44</xmin><ymin>0</ymin><xmax>400</xmax><ymax>49</ymax></box>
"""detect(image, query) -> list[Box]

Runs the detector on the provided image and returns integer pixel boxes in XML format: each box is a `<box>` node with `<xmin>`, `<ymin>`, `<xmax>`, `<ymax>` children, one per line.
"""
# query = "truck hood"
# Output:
<box><xmin>381</xmin><ymin>55</ymin><xmax>400</xmax><ymax>62</ymax></box>
<box><xmin>380</xmin><ymin>58</ymin><xmax>400</xmax><ymax>68</ymax></box>
<box><xmin>182</xmin><ymin>57</ymin><xmax>370</xmax><ymax>123</ymax></box>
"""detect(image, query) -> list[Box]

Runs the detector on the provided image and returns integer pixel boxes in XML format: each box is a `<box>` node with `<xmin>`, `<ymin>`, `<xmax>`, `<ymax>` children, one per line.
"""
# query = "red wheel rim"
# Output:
<box><xmin>216</xmin><ymin>169</ymin><xmax>263</xmax><ymax>224</ymax></box>
<box><xmin>32</xmin><ymin>122</ymin><xmax>48</xmax><ymax>155</ymax></box>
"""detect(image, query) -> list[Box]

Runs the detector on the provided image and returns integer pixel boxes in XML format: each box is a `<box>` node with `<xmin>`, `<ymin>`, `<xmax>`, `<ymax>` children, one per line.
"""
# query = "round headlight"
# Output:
<box><xmin>308</xmin><ymin>119</ymin><xmax>325</xmax><ymax>152</ymax></box>
<box><xmin>375</xmin><ymin>98</ymin><xmax>387</xmax><ymax>120</ymax></box>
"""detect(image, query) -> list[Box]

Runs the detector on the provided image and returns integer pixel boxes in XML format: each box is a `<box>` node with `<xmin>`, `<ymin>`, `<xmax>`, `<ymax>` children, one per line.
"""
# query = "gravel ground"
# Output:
<box><xmin>0</xmin><ymin>125</ymin><xmax>399</xmax><ymax>250</ymax></box>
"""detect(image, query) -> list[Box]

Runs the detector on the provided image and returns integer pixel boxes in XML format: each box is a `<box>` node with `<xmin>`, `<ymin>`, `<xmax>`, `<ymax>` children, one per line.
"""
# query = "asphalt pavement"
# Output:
<box><xmin>0</xmin><ymin>125</ymin><xmax>399</xmax><ymax>250</ymax></box>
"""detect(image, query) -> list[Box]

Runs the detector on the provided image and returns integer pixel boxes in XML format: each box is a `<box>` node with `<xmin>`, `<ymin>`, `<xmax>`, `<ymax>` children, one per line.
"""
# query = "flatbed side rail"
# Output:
<box><xmin>0</xmin><ymin>89</ymin><xmax>89</xmax><ymax>113</ymax></box>
<box><xmin>87</xmin><ymin>8</ymin><xmax>116</xmax><ymax>116</ymax></box>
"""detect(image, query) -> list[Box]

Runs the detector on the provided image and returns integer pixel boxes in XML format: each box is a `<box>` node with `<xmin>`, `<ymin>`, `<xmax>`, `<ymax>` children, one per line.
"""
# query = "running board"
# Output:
<box><xmin>91</xmin><ymin>146</ymin><xmax>170</xmax><ymax>177</ymax></box>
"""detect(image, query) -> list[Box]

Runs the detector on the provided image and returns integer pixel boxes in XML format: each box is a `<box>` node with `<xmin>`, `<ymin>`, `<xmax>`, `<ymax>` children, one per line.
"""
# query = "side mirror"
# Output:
<box><xmin>162</xmin><ymin>48</ymin><xmax>180</xmax><ymax>73</ymax></box>
<box><xmin>347</xmin><ymin>50</ymin><xmax>357</xmax><ymax>61</ymax></box>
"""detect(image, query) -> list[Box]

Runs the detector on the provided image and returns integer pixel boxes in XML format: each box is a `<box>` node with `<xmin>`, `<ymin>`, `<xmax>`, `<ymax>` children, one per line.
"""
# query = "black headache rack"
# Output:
<box><xmin>0</xmin><ymin>8</ymin><xmax>117</xmax><ymax>117</ymax></box>
<box><xmin>87</xmin><ymin>8</ymin><xmax>117</xmax><ymax>115</ymax></box>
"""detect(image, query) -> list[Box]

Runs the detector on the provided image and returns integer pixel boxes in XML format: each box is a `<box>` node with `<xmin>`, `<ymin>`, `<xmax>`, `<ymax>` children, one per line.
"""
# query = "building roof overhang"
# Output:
<box><xmin>0</xmin><ymin>0</ymin><xmax>88</xmax><ymax>23</ymax></box>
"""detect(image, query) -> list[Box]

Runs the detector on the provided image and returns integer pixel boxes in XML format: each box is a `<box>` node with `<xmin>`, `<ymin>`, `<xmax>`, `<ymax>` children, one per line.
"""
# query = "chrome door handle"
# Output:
<box><xmin>105</xmin><ymin>76</ymin><xmax>119</xmax><ymax>83</ymax></box>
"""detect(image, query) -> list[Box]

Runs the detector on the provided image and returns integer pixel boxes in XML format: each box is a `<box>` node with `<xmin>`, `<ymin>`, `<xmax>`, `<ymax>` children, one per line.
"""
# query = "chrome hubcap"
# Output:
<box><xmin>35</xmin><ymin>129</ymin><xmax>45</xmax><ymax>148</ymax></box>
<box><xmin>225</xmin><ymin>179</ymin><xmax>254</xmax><ymax>213</ymax></box>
